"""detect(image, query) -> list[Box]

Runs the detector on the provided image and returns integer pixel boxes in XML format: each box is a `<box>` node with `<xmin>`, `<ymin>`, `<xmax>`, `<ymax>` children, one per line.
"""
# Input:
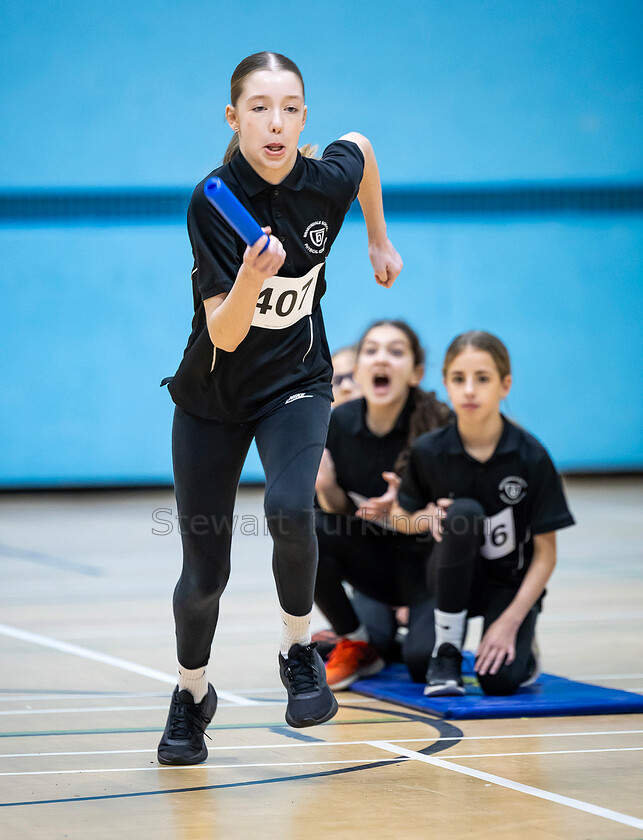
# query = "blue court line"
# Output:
<box><xmin>0</xmin><ymin>542</ymin><xmax>102</xmax><ymax>577</ymax></box>
<box><xmin>0</xmin><ymin>715</ymin><xmax>406</xmax><ymax>738</ymax></box>
<box><xmin>0</xmin><ymin>762</ymin><xmax>403</xmax><ymax>807</ymax></box>
<box><xmin>267</xmin><ymin>726</ymin><xmax>324</xmax><ymax>743</ymax></box>
<box><xmin>0</xmin><ymin>706</ymin><xmax>462</xmax><ymax>808</ymax></box>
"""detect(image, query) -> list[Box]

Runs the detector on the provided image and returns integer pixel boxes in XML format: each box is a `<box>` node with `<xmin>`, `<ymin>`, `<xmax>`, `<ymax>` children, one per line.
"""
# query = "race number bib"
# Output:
<box><xmin>251</xmin><ymin>264</ymin><xmax>322</xmax><ymax>330</ymax></box>
<box><xmin>480</xmin><ymin>507</ymin><xmax>516</xmax><ymax>560</ymax></box>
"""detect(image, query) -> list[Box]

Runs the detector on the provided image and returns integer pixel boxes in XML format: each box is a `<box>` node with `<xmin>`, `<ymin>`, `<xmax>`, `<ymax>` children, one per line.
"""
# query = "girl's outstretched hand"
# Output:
<box><xmin>475</xmin><ymin>614</ymin><xmax>520</xmax><ymax>676</ymax></box>
<box><xmin>369</xmin><ymin>239</ymin><xmax>403</xmax><ymax>288</ymax></box>
<box><xmin>355</xmin><ymin>471</ymin><xmax>401</xmax><ymax>523</ymax></box>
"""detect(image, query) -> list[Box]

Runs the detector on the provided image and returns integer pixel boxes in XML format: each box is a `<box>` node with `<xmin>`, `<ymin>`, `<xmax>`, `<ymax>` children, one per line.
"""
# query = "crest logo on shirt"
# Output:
<box><xmin>304</xmin><ymin>220</ymin><xmax>328</xmax><ymax>254</ymax></box>
<box><xmin>499</xmin><ymin>476</ymin><xmax>528</xmax><ymax>505</ymax></box>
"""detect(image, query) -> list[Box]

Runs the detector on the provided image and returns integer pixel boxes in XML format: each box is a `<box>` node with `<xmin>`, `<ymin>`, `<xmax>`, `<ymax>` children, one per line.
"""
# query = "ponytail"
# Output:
<box><xmin>299</xmin><ymin>143</ymin><xmax>319</xmax><ymax>159</ymax></box>
<box><xmin>223</xmin><ymin>133</ymin><xmax>240</xmax><ymax>164</ymax></box>
<box><xmin>394</xmin><ymin>387</ymin><xmax>452</xmax><ymax>475</ymax></box>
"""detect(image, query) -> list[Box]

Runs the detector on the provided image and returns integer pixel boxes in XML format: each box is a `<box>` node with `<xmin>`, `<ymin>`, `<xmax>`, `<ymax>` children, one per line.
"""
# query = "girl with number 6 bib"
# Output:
<box><xmin>158</xmin><ymin>52</ymin><xmax>402</xmax><ymax>765</ymax></box>
<box><xmin>393</xmin><ymin>331</ymin><xmax>574</xmax><ymax>697</ymax></box>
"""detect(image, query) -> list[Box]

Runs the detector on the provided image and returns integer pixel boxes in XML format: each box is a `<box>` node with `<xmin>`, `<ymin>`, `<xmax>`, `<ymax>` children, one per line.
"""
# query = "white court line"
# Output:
<box><xmin>3</xmin><ymin>745</ymin><xmax>643</xmax><ymax>785</ymax></box>
<box><xmin>0</xmin><ymin>701</ymin><xmax>291</xmax><ymax>716</ymax></box>
<box><xmin>368</xmin><ymin>741</ymin><xmax>643</xmax><ymax>832</ymax></box>
<box><xmin>0</xmin><ymin>699</ymin><xmax>375</xmax><ymax>716</ymax></box>
<box><xmin>3</xmin><ymin>745</ymin><xmax>643</xmax><ymax>762</ymax></box>
<box><xmin>0</xmin><ymin>692</ymin><xmax>169</xmax><ymax>703</ymax></box>
<box><xmin>0</xmin><ymin>705</ymin><xmax>179</xmax><ymax>716</ymax></box>
<box><xmin>3</xmin><ymin>729</ymin><xmax>642</xmax><ymax>759</ymax></box>
<box><xmin>451</xmin><ymin>746</ymin><xmax>643</xmax><ymax>758</ymax></box>
<box><xmin>0</xmin><ymin>758</ymin><xmax>402</xmax><ymax>777</ymax></box>
<box><xmin>0</xmin><ymin>623</ymin><xmax>256</xmax><ymax>707</ymax></box>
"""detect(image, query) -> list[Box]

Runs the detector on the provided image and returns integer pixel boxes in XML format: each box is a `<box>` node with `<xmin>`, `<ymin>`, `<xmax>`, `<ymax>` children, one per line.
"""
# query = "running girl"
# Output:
<box><xmin>157</xmin><ymin>52</ymin><xmax>402</xmax><ymax>765</ymax></box>
<box><xmin>393</xmin><ymin>331</ymin><xmax>574</xmax><ymax>696</ymax></box>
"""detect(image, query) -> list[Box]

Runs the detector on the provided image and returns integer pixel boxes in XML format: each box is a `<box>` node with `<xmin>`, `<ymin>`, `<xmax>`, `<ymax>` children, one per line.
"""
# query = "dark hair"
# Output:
<box><xmin>224</xmin><ymin>52</ymin><xmax>315</xmax><ymax>164</ymax></box>
<box><xmin>442</xmin><ymin>330</ymin><xmax>511</xmax><ymax>380</ymax></box>
<box><xmin>356</xmin><ymin>320</ymin><xmax>452</xmax><ymax>474</ymax></box>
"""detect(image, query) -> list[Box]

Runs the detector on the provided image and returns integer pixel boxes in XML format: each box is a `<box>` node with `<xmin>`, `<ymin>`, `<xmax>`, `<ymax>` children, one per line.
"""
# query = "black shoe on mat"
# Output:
<box><xmin>157</xmin><ymin>684</ymin><xmax>217</xmax><ymax>765</ymax></box>
<box><xmin>279</xmin><ymin>642</ymin><xmax>338</xmax><ymax>728</ymax></box>
<box><xmin>424</xmin><ymin>643</ymin><xmax>465</xmax><ymax>697</ymax></box>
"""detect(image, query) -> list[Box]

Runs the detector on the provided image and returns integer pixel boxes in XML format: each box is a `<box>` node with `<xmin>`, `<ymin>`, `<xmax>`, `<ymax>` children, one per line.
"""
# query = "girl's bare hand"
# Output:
<box><xmin>242</xmin><ymin>226</ymin><xmax>286</xmax><ymax>282</ymax></box>
<box><xmin>355</xmin><ymin>471</ymin><xmax>400</xmax><ymax>523</ymax></box>
<box><xmin>382</xmin><ymin>471</ymin><xmax>402</xmax><ymax>494</ymax></box>
<box><xmin>475</xmin><ymin>615</ymin><xmax>519</xmax><ymax>676</ymax></box>
<box><xmin>368</xmin><ymin>239</ymin><xmax>403</xmax><ymax>288</ymax></box>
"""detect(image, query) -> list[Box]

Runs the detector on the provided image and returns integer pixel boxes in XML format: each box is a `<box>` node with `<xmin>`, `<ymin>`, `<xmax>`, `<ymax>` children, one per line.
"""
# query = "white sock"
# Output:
<box><xmin>177</xmin><ymin>664</ymin><xmax>208</xmax><ymax>704</ymax></box>
<box><xmin>345</xmin><ymin>624</ymin><xmax>369</xmax><ymax>643</ymax></box>
<box><xmin>432</xmin><ymin>609</ymin><xmax>468</xmax><ymax>655</ymax></box>
<box><xmin>280</xmin><ymin>609</ymin><xmax>312</xmax><ymax>657</ymax></box>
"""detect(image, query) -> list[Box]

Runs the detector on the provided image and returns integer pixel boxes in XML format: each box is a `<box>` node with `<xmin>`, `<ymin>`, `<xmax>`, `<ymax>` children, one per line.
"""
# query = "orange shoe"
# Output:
<box><xmin>325</xmin><ymin>638</ymin><xmax>385</xmax><ymax>691</ymax></box>
<box><xmin>311</xmin><ymin>628</ymin><xmax>340</xmax><ymax>661</ymax></box>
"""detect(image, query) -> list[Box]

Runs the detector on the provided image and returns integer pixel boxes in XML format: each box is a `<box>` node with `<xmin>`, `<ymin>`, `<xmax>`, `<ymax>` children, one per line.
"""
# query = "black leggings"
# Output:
<box><xmin>314</xmin><ymin>511</ymin><xmax>435</xmax><ymax>682</ymax></box>
<box><xmin>433</xmin><ymin>498</ymin><xmax>539</xmax><ymax>696</ymax></box>
<box><xmin>172</xmin><ymin>396</ymin><xmax>330</xmax><ymax>670</ymax></box>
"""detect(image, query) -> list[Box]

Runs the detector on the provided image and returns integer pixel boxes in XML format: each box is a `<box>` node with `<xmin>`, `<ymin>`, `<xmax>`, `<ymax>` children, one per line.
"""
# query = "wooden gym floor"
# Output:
<box><xmin>0</xmin><ymin>476</ymin><xmax>641</xmax><ymax>839</ymax></box>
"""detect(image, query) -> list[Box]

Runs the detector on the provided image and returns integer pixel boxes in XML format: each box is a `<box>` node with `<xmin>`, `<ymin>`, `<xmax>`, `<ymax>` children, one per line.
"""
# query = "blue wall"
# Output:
<box><xmin>1</xmin><ymin>1</ymin><xmax>641</xmax><ymax>485</ymax></box>
<box><xmin>2</xmin><ymin>0</ymin><xmax>641</xmax><ymax>184</ymax></box>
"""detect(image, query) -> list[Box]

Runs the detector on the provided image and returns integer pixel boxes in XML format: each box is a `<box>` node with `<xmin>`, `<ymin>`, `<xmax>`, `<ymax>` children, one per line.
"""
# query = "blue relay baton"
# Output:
<box><xmin>204</xmin><ymin>177</ymin><xmax>269</xmax><ymax>253</ymax></box>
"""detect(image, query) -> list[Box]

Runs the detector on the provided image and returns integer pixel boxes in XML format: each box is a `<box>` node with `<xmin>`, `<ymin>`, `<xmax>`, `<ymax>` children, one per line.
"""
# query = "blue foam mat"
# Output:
<box><xmin>350</xmin><ymin>653</ymin><xmax>643</xmax><ymax>720</ymax></box>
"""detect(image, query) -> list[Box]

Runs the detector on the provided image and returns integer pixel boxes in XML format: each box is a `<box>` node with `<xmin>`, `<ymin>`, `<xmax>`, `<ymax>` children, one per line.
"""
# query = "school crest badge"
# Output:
<box><xmin>499</xmin><ymin>476</ymin><xmax>528</xmax><ymax>505</ymax></box>
<box><xmin>304</xmin><ymin>220</ymin><xmax>328</xmax><ymax>254</ymax></box>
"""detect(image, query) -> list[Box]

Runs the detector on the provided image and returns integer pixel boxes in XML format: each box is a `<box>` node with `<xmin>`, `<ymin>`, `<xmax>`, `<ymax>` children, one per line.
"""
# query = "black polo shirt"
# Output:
<box><xmin>327</xmin><ymin>396</ymin><xmax>414</xmax><ymax>501</ymax></box>
<box><xmin>325</xmin><ymin>395</ymin><xmax>435</xmax><ymax>545</ymax></box>
<box><xmin>166</xmin><ymin>140</ymin><xmax>365</xmax><ymax>423</ymax></box>
<box><xmin>398</xmin><ymin>416</ymin><xmax>575</xmax><ymax>586</ymax></box>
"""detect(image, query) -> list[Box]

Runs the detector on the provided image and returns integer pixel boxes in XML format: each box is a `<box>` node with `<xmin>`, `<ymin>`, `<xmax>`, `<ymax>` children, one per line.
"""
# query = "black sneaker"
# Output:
<box><xmin>157</xmin><ymin>684</ymin><xmax>217</xmax><ymax>765</ymax></box>
<box><xmin>279</xmin><ymin>642</ymin><xmax>338</xmax><ymax>728</ymax></box>
<box><xmin>424</xmin><ymin>643</ymin><xmax>465</xmax><ymax>696</ymax></box>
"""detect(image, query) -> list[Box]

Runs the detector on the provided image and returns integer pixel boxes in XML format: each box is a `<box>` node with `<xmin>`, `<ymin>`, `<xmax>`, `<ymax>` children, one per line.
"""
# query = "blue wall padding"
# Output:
<box><xmin>350</xmin><ymin>658</ymin><xmax>643</xmax><ymax>719</ymax></box>
<box><xmin>2</xmin><ymin>1</ymin><xmax>641</xmax><ymax>186</ymax></box>
<box><xmin>1</xmin><ymin>216</ymin><xmax>642</xmax><ymax>485</ymax></box>
<box><xmin>1</xmin><ymin>0</ymin><xmax>642</xmax><ymax>484</ymax></box>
